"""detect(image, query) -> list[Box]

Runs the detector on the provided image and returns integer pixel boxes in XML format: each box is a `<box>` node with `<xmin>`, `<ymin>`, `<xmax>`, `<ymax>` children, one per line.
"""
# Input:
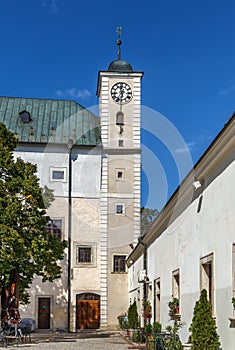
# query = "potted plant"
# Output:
<box><xmin>231</xmin><ymin>297</ymin><xmax>235</xmax><ymax>308</ymax></box>
<box><xmin>168</xmin><ymin>297</ymin><xmax>180</xmax><ymax>320</ymax></box>
<box><xmin>142</xmin><ymin>299</ymin><xmax>152</xmax><ymax>323</ymax></box>
<box><xmin>127</xmin><ymin>301</ymin><xmax>139</xmax><ymax>339</ymax></box>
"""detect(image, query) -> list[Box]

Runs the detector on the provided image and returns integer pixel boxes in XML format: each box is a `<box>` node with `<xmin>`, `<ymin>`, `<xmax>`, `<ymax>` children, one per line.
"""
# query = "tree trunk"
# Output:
<box><xmin>1</xmin><ymin>270</ymin><xmax>21</xmax><ymax>323</ymax></box>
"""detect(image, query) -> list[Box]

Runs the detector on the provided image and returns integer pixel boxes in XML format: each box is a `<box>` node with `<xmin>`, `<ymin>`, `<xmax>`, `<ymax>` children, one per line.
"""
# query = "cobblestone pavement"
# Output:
<box><xmin>5</xmin><ymin>331</ymin><xmax>136</xmax><ymax>350</ymax></box>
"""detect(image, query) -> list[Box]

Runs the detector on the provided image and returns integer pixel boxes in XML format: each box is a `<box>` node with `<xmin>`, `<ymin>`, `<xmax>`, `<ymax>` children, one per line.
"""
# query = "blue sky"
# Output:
<box><xmin>1</xmin><ymin>0</ymin><xmax>235</xmax><ymax>210</ymax></box>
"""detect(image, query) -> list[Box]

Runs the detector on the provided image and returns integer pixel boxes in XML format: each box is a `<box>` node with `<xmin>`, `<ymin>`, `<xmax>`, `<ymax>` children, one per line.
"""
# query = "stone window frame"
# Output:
<box><xmin>74</xmin><ymin>243</ymin><xmax>97</xmax><ymax>268</ymax></box>
<box><xmin>200</xmin><ymin>253</ymin><xmax>214</xmax><ymax>313</ymax></box>
<box><xmin>154</xmin><ymin>278</ymin><xmax>161</xmax><ymax>322</ymax></box>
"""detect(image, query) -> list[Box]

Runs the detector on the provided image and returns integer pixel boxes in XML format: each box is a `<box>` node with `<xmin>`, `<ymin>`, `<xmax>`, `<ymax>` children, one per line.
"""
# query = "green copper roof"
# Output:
<box><xmin>0</xmin><ymin>97</ymin><xmax>100</xmax><ymax>146</ymax></box>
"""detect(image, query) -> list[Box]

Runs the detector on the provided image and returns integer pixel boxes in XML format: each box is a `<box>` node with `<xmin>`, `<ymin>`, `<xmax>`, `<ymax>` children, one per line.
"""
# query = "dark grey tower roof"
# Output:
<box><xmin>108</xmin><ymin>59</ymin><xmax>133</xmax><ymax>72</ymax></box>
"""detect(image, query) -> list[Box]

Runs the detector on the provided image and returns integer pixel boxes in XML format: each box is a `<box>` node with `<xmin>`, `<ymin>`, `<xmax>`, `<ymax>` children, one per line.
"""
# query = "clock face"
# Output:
<box><xmin>111</xmin><ymin>82</ymin><xmax>132</xmax><ymax>104</ymax></box>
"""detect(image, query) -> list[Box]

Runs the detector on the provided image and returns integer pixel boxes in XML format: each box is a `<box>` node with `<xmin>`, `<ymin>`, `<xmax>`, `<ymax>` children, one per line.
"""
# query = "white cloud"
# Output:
<box><xmin>42</xmin><ymin>0</ymin><xmax>59</xmax><ymax>14</ymax></box>
<box><xmin>218</xmin><ymin>85</ymin><xmax>235</xmax><ymax>95</ymax></box>
<box><xmin>51</xmin><ymin>0</ymin><xmax>59</xmax><ymax>13</ymax></box>
<box><xmin>56</xmin><ymin>88</ymin><xmax>91</xmax><ymax>100</ymax></box>
<box><xmin>174</xmin><ymin>142</ymin><xmax>195</xmax><ymax>154</ymax></box>
<box><xmin>56</xmin><ymin>90</ymin><xmax>64</xmax><ymax>97</ymax></box>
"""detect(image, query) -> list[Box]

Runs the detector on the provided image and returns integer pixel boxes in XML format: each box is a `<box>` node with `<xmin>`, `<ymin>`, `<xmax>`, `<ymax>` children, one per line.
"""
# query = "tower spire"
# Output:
<box><xmin>116</xmin><ymin>26</ymin><xmax>122</xmax><ymax>60</ymax></box>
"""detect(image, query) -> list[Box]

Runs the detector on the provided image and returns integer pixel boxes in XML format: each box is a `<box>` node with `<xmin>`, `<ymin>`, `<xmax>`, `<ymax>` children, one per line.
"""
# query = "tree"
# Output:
<box><xmin>191</xmin><ymin>289</ymin><xmax>220</xmax><ymax>350</ymax></box>
<box><xmin>0</xmin><ymin>123</ymin><xmax>67</xmax><ymax>322</ymax></box>
<box><xmin>128</xmin><ymin>301</ymin><xmax>139</xmax><ymax>329</ymax></box>
<box><xmin>140</xmin><ymin>207</ymin><xmax>158</xmax><ymax>235</ymax></box>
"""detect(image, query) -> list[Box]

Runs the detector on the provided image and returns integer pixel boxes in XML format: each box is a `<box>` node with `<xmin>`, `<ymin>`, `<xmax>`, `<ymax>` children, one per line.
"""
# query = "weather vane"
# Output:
<box><xmin>116</xmin><ymin>26</ymin><xmax>122</xmax><ymax>60</ymax></box>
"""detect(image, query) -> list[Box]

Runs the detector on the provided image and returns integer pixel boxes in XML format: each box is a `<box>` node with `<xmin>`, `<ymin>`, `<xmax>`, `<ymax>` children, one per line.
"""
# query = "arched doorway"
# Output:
<box><xmin>76</xmin><ymin>293</ymin><xmax>100</xmax><ymax>329</ymax></box>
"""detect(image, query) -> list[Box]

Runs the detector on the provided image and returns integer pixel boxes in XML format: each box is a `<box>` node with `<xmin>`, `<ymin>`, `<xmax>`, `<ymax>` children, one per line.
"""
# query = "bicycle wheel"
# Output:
<box><xmin>1</xmin><ymin>334</ymin><xmax>8</xmax><ymax>348</ymax></box>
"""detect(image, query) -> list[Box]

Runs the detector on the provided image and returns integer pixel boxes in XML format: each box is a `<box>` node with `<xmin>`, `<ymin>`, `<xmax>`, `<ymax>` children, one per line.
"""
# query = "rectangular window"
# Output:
<box><xmin>52</xmin><ymin>171</ymin><xmax>64</xmax><ymax>180</ymax></box>
<box><xmin>113</xmin><ymin>255</ymin><xmax>126</xmax><ymax>273</ymax></box>
<box><xmin>154</xmin><ymin>278</ymin><xmax>160</xmax><ymax>322</ymax></box>
<box><xmin>200</xmin><ymin>253</ymin><xmax>214</xmax><ymax>311</ymax></box>
<box><xmin>74</xmin><ymin>243</ymin><xmax>96</xmax><ymax>267</ymax></box>
<box><xmin>77</xmin><ymin>247</ymin><xmax>92</xmax><ymax>263</ymax></box>
<box><xmin>116</xmin><ymin>168</ymin><xmax>125</xmax><ymax>181</ymax></box>
<box><xmin>116</xmin><ymin>204</ymin><xmax>124</xmax><ymax>214</ymax></box>
<box><xmin>172</xmin><ymin>269</ymin><xmax>180</xmax><ymax>300</ymax></box>
<box><xmin>233</xmin><ymin>244</ymin><xmax>235</xmax><ymax>316</ymax></box>
<box><xmin>172</xmin><ymin>269</ymin><xmax>180</xmax><ymax>313</ymax></box>
<box><xmin>46</xmin><ymin>219</ymin><xmax>62</xmax><ymax>240</ymax></box>
<box><xmin>50</xmin><ymin>167</ymin><xmax>67</xmax><ymax>182</ymax></box>
<box><xmin>119</xmin><ymin>140</ymin><xmax>124</xmax><ymax>147</ymax></box>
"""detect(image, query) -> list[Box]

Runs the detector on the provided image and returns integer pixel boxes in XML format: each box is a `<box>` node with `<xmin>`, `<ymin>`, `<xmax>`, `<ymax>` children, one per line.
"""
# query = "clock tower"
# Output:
<box><xmin>97</xmin><ymin>30</ymin><xmax>143</xmax><ymax>327</ymax></box>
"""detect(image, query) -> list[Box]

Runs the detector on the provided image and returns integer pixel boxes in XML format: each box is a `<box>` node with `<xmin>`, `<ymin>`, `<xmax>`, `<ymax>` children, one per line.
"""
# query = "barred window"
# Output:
<box><xmin>113</xmin><ymin>255</ymin><xmax>126</xmax><ymax>273</ymax></box>
<box><xmin>77</xmin><ymin>247</ymin><xmax>92</xmax><ymax>263</ymax></box>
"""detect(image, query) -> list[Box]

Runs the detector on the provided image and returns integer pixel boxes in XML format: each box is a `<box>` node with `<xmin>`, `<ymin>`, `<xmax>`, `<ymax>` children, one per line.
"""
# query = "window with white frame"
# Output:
<box><xmin>50</xmin><ymin>167</ymin><xmax>67</xmax><ymax>182</ymax></box>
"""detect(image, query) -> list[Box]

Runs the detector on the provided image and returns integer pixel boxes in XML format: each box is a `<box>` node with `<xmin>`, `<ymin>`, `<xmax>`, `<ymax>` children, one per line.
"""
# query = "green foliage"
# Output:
<box><xmin>152</xmin><ymin>321</ymin><xmax>162</xmax><ymax>334</ymax></box>
<box><xmin>232</xmin><ymin>297</ymin><xmax>235</xmax><ymax>308</ymax></box>
<box><xmin>140</xmin><ymin>207</ymin><xmax>158</xmax><ymax>235</ymax></box>
<box><xmin>191</xmin><ymin>289</ymin><xmax>220</xmax><ymax>350</ymax></box>
<box><xmin>142</xmin><ymin>299</ymin><xmax>152</xmax><ymax>321</ymax></box>
<box><xmin>168</xmin><ymin>297</ymin><xmax>180</xmax><ymax>318</ymax></box>
<box><xmin>144</xmin><ymin>322</ymin><xmax>152</xmax><ymax>334</ymax></box>
<box><xmin>0</xmin><ymin>123</ymin><xmax>67</xmax><ymax>304</ymax></box>
<box><xmin>165</xmin><ymin>322</ymin><xmax>184</xmax><ymax>350</ymax></box>
<box><xmin>117</xmin><ymin>313</ymin><xmax>128</xmax><ymax>330</ymax></box>
<box><xmin>128</xmin><ymin>301</ymin><xmax>139</xmax><ymax>329</ymax></box>
<box><xmin>41</xmin><ymin>185</ymin><xmax>55</xmax><ymax>208</ymax></box>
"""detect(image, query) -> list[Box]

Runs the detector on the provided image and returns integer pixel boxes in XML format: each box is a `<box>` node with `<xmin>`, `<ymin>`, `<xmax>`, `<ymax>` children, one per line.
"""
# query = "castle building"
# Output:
<box><xmin>0</xmin><ymin>37</ymin><xmax>143</xmax><ymax>331</ymax></box>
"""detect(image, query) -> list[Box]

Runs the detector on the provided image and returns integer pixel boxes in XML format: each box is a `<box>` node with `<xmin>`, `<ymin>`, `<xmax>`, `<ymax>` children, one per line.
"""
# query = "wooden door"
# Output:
<box><xmin>38</xmin><ymin>297</ymin><xmax>51</xmax><ymax>329</ymax></box>
<box><xmin>76</xmin><ymin>293</ymin><xmax>100</xmax><ymax>329</ymax></box>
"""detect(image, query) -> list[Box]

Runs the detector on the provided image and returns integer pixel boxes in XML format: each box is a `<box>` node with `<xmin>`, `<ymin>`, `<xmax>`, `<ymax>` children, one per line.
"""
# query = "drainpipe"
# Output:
<box><xmin>67</xmin><ymin>139</ymin><xmax>74</xmax><ymax>332</ymax></box>
<box><xmin>139</xmin><ymin>238</ymin><xmax>148</xmax><ymax>325</ymax></box>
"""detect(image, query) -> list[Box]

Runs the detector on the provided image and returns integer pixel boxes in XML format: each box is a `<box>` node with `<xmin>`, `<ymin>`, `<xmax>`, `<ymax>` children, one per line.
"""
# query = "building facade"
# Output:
<box><xmin>0</xmin><ymin>47</ymin><xmax>143</xmax><ymax>331</ymax></box>
<box><xmin>127</xmin><ymin>115</ymin><xmax>235</xmax><ymax>349</ymax></box>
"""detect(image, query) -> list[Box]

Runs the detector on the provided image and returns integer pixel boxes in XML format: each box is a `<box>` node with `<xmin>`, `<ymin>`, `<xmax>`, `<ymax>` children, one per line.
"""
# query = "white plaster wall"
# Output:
<box><xmin>15</xmin><ymin>145</ymin><xmax>101</xmax><ymax>198</ymax></box>
<box><xmin>147</xmin><ymin>161</ymin><xmax>235</xmax><ymax>348</ymax></box>
<box><xmin>16</xmin><ymin>144</ymin><xmax>102</xmax><ymax>330</ymax></box>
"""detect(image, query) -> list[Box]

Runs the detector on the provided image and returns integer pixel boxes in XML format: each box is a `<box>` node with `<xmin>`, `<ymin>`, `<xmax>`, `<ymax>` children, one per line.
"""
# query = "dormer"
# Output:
<box><xmin>19</xmin><ymin>110</ymin><xmax>32</xmax><ymax>124</ymax></box>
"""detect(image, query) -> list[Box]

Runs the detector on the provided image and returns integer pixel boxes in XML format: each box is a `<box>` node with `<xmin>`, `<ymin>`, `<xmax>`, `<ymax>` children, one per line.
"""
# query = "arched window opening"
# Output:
<box><xmin>116</xmin><ymin>111</ymin><xmax>124</xmax><ymax>126</ymax></box>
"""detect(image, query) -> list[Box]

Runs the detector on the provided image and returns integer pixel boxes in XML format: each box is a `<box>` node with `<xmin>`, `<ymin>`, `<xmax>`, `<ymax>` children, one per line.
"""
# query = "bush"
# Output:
<box><xmin>128</xmin><ymin>301</ymin><xmax>139</xmax><ymax>329</ymax></box>
<box><xmin>152</xmin><ymin>321</ymin><xmax>162</xmax><ymax>334</ymax></box>
<box><xmin>144</xmin><ymin>322</ymin><xmax>153</xmax><ymax>335</ymax></box>
<box><xmin>190</xmin><ymin>289</ymin><xmax>220</xmax><ymax>350</ymax></box>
